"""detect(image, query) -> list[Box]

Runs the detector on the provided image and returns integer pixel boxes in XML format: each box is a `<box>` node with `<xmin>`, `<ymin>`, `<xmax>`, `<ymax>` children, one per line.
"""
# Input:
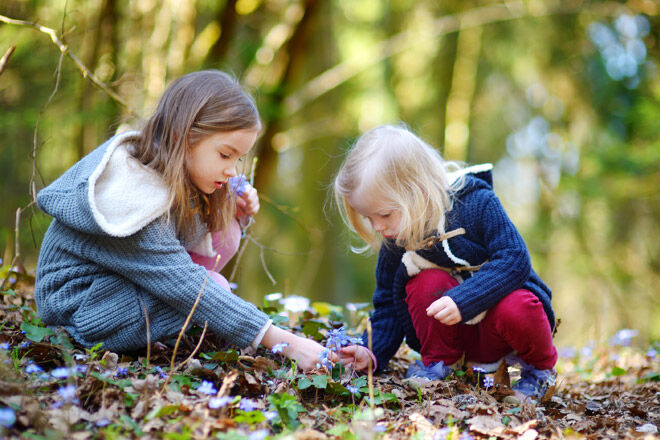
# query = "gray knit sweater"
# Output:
<box><xmin>35</xmin><ymin>132</ymin><xmax>270</xmax><ymax>352</ymax></box>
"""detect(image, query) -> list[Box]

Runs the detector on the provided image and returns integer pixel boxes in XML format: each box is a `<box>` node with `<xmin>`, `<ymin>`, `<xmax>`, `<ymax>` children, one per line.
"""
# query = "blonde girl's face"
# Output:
<box><xmin>186</xmin><ymin>129</ymin><xmax>258</xmax><ymax>195</ymax></box>
<box><xmin>348</xmin><ymin>189</ymin><xmax>402</xmax><ymax>240</ymax></box>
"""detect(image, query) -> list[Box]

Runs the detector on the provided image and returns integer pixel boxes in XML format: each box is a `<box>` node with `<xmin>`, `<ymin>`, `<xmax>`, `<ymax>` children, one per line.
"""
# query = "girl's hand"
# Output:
<box><xmin>426</xmin><ymin>296</ymin><xmax>462</xmax><ymax>325</ymax></box>
<box><xmin>236</xmin><ymin>184</ymin><xmax>259</xmax><ymax>218</ymax></box>
<box><xmin>339</xmin><ymin>345</ymin><xmax>375</xmax><ymax>373</ymax></box>
<box><xmin>261</xmin><ymin>324</ymin><xmax>336</xmax><ymax>372</ymax></box>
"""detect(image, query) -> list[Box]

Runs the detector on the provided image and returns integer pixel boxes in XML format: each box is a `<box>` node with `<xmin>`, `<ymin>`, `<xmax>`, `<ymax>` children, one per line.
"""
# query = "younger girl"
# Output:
<box><xmin>35</xmin><ymin>70</ymin><xmax>329</xmax><ymax>371</ymax></box>
<box><xmin>335</xmin><ymin>124</ymin><xmax>557</xmax><ymax>398</ymax></box>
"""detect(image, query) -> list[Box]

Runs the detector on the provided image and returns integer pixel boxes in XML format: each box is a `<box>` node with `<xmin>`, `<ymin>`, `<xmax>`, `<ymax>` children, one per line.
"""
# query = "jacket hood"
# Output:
<box><xmin>448</xmin><ymin>163</ymin><xmax>493</xmax><ymax>196</ymax></box>
<box><xmin>37</xmin><ymin>131</ymin><xmax>172</xmax><ymax>237</ymax></box>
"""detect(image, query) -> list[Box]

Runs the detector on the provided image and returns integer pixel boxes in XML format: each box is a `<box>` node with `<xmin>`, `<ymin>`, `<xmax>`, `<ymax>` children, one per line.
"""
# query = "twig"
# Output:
<box><xmin>138</xmin><ymin>296</ymin><xmax>152</xmax><ymax>369</ymax></box>
<box><xmin>161</xmin><ymin>255</ymin><xmax>221</xmax><ymax>392</ymax></box>
<box><xmin>0</xmin><ymin>14</ymin><xmax>135</xmax><ymax>115</ymax></box>
<box><xmin>0</xmin><ymin>45</ymin><xmax>16</xmax><ymax>76</ymax></box>
<box><xmin>175</xmin><ymin>321</ymin><xmax>208</xmax><ymax>371</ymax></box>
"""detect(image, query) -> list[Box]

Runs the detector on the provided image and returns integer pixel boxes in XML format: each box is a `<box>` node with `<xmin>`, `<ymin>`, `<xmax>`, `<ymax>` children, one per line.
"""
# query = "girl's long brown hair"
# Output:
<box><xmin>125</xmin><ymin>70</ymin><xmax>261</xmax><ymax>239</ymax></box>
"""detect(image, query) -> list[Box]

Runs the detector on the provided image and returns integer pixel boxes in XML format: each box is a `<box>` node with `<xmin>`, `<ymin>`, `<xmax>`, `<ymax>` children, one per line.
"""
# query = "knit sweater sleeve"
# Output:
<box><xmin>445</xmin><ymin>189</ymin><xmax>533</xmax><ymax>323</ymax></box>
<box><xmin>363</xmin><ymin>245</ymin><xmax>406</xmax><ymax>371</ymax></box>
<box><xmin>89</xmin><ymin>218</ymin><xmax>270</xmax><ymax>349</ymax></box>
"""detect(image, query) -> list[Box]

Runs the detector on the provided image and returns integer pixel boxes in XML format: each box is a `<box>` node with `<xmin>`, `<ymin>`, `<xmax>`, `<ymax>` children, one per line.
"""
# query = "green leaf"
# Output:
<box><xmin>145</xmin><ymin>404</ymin><xmax>179</xmax><ymax>421</ymax></box>
<box><xmin>297</xmin><ymin>377</ymin><xmax>312</xmax><ymax>389</ymax></box>
<box><xmin>611</xmin><ymin>366</ymin><xmax>626</xmax><ymax>376</ymax></box>
<box><xmin>211</xmin><ymin>349</ymin><xmax>239</xmax><ymax>363</ymax></box>
<box><xmin>311</xmin><ymin>374</ymin><xmax>328</xmax><ymax>389</ymax></box>
<box><xmin>20</xmin><ymin>322</ymin><xmax>54</xmax><ymax>342</ymax></box>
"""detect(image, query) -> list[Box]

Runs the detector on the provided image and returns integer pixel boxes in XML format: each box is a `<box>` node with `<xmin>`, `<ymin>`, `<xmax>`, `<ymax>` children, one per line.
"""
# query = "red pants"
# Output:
<box><xmin>405</xmin><ymin>269</ymin><xmax>557</xmax><ymax>370</ymax></box>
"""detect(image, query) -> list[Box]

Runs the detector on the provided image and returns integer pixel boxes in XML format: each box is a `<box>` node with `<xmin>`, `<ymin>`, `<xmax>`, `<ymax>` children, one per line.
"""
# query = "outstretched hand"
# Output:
<box><xmin>426</xmin><ymin>296</ymin><xmax>462</xmax><ymax>325</ymax></box>
<box><xmin>261</xmin><ymin>324</ymin><xmax>337</xmax><ymax>372</ymax></box>
<box><xmin>339</xmin><ymin>344</ymin><xmax>375</xmax><ymax>373</ymax></box>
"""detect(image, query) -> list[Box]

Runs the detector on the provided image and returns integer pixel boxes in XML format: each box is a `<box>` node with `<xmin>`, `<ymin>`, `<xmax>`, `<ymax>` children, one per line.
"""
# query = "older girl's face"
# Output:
<box><xmin>348</xmin><ymin>189</ymin><xmax>402</xmax><ymax>239</ymax></box>
<box><xmin>186</xmin><ymin>129</ymin><xmax>258</xmax><ymax>194</ymax></box>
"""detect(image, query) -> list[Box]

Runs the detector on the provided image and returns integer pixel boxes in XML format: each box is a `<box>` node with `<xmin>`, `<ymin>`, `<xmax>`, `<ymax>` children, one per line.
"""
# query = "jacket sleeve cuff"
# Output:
<box><xmin>250</xmin><ymin>319</ymin><xmax>272</xmax><ymax>349</ymax></box>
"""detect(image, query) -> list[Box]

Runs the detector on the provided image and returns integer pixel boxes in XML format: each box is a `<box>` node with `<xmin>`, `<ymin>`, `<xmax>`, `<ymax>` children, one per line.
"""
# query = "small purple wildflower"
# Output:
<box><xmin>264</xmin><ymin>410</ymin><xmax>278</xmax><ymax>421</ymax></box>
<box><xmin>51</xmin><ymin>367</ymin><xmax>69</xmax><ymax>379</ymax></box>
<box><xmin>271</xmin><ymin>342</ymin><xmax>289</xmax><ymax>354</ymax></box>
<box><xmin>433</xmin><ymin>427</ymin><xmax>450</xmax><ymax>440</ymax></box>
<box><xmin>115</xmin><ymin>367</ymin><xmax>128</xmax><ymax>377</ymax></box>
<box><xmin>483</xmin><ymin>376</ymin><xmax>494</xmax><ymax>389</ymax></box>
<box><xmin>249</xmin><ymin>430</ymin><xmax>269</xmax><ymax>440</ymax></box>
<box><xmin>154</xmin><ymin>366</ymin><xmax>167</xmax><ymax>379</ymax></box>
<box><xmin>0</xmin><ymin>342</ymin><xmax>10</xmax><ymax>350</ymax></box>
<box><xmin>57</xmin><ymin>384</ymin><xmax>79</xmax><ymax>405</ymax></box>
<box><xmin>96</xmin><ymin>418</ymin><xmax>111</xmax><ymax>427</ymax></box>
<box><xmin>0</xmin><ymin>407</ymin><xmax>16</xmax><ymax>428</ymax></box>
<box><xmin>609</xmin><ymin>329</ymin><xmax>639</xmax><ymax>347</ymax></box>
<box><xmin>239</xmin><ymin>398</ymin><xmax>257</xmax><ymax>412</ymax></box>
<box><xmin>209</xmin><ymin>395</ymin><xmax>232</xmax><ymax>409</ymax></box>
<box><xmin>26</xmin><ymin>362</ymin><xmax>43</xmax><ymax>374</ymax></box>
<box><xmin>18</xmin><ymin>341</ymin><xmax>30</xmax><ymax>348</ymax></box>
<box><xmin>73</xmin><ymin>365</ymin><xmax>88</xmax><ymax>374</ymax></box>
<box><xmin>346</xmin><ymin>384</ymin><xmax>359</xmax><ymax>395</ymax></box>
<box><xmin>228</xmin><ymin>175</ymin><xmax>248</xmax><ymax>197</ymax></box>
<box><xmin>558</xmin><ymin>346</ymin><xmax>577</xmax><ymax>359</ymax></box>
<box><xmin>374</xmin><ymin>425</ymin><xmax>387</xmax><ymax>433</ymax></box>
<box><xmin>38</xmin><ymin>373</ymin><xmax>50</xmax><ymax>381</ymax></box>
<box><xmin>647</xmin><ymin>348</ymin><xmax>658</xmax><ymax>358</ymax></box>
<box><xmin>472</xmin><ymin>366</ymin><xmax>486</xmax><ymax>374</ymax></box>
<box><xmin>316</xmin><ymin>348</ymin><xmax>332</xmax><ymax>370</ymax></box>
<box><xmin>580</xmin><ymin>343</ymin><xmax>594</xmax><ymax>358</ymax></box>
<box><xmin>197</xmin><ymin>380</ymin><xmax>217</xmax><ymax>395</ymax></box>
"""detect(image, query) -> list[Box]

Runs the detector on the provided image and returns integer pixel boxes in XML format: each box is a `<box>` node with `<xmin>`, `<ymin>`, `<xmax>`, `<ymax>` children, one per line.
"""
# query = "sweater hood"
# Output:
<box><xmin>37</xmin><ymin>131</ymin><xmax>172</xmax><ymax>237</ymax></box>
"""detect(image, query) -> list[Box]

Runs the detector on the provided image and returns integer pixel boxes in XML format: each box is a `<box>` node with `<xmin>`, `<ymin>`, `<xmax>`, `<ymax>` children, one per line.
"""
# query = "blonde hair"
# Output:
<box><xmin>126</xmin><ymin>70</ymin><xmax>261</xmax><ymax>238</ymax></box>
<box><xmin>334</xmin><ymin>124</ymin><xmax>465</xmax><ymax>251</ymax></box>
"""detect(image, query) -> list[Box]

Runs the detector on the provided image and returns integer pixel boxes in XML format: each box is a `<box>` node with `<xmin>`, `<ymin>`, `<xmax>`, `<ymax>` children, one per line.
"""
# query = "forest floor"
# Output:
<box><xmin>0</xmin><ymin>269</ymin><xmax>658</xmax><ymax>440</ymax></box>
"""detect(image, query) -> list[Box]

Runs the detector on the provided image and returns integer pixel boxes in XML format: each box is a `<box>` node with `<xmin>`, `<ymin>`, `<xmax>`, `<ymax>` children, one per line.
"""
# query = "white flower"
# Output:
<box><xmin>265</xmin><ymin>292</ymin><xmax>283</xmax><ymax>302</ymax></box>
<box><xmin>279</xmin><ymin>295</ymin><xmax>309</xmax><ymax>313</ymax></box>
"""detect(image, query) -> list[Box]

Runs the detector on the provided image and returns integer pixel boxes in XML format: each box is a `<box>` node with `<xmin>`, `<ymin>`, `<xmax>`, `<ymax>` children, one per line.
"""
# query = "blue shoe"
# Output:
<box><xmin>405</xmin><ymin>360</ymin><xmax>453</xmax><ymax>380</ymax></box>
<box><xmin>513</xmin><ymin>365</ymin><xmax>556</xmax><ymax>398</ymax></box>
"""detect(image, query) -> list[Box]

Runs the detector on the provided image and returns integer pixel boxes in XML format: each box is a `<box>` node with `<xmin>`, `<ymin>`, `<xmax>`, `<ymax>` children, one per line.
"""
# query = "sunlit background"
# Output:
<box><xmin>1</xmin><ymin>0</ymin><xmax>658</xmax><ymax>354</ymax></box>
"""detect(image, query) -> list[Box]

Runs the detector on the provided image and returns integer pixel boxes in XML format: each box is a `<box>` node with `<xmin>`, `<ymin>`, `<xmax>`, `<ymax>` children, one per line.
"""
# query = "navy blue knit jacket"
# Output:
<box><xmin>365</xmin><ymin>169</ymin><xmax>555</xmax><ymax>371</ymax></box>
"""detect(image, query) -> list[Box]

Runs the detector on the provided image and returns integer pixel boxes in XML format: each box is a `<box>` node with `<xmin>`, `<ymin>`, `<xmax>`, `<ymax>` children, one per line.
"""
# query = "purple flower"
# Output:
<box><xmin>346</xmin><ymin>385</ymin><xmax>359</xmax><ymax>395</ymax></box>
<box><xmin>609</xmin><ymin>329</ymin><xmax>639</xmax><ymax>347</ymax></box>
<box><xmin>197</xmin><ymin>380</ymin><xmax>217</xmax><ymax>395</ymax></box>
<box><xmin>472</xmin><ymin>366</ymin><xmax>486</xmax><ymax>374</ymax></box>
<box><xmin>18</xmin><ymin>341</ymin><xmax>30</xmax><ymax>348</ymax></box>
<box><xmin>73</xmin><ymin>365</ymin><xmax>88</xmax><ymax>374</ymax></box>
<box><xmin>115</xmin><ymin>367</ymin><xmax>128</xmax><ymax>377</ymax></box>
<box><xmin>239</xmin><ymin>398</ymin><xmax>257</xmax><ymax>412</ymax></box>
<box><xmin>271</xmin><ymin>342</ymin><xmax>289</xmax><ymax>354</ymax></box>
<box><xmin>57</xmin><ymin>384</ymin><xmax>79</xmax><ymax>404</ymax></box>
<box><xmin>249</xmin><ymin>430</ymin><xmax>269</xmax><ymax>440</ymax></box>
<box><xmin>558</xmin><ymin>346</ymin><xmax>577</xmax><ymax>359</ymax></box>
<box><xmin>0</xmin><ymin>342</ymin><xmax>10</xmax><ymax>350</ymax></box>
<box><xmin>51</xmin><ymin>367</ymin><xmax>69</xmax><ymax>379</ymax></box>
<box><xmin>647</xmin><ymin>348</ymin><xmax>658</xmax><ymax>358</ymax></box>
<box><xmin>434</xmin><ymin>427</ymin><xmax>450</xmax><ymax>440</ymax></box>
<box><xmin>154</xmin><ymin>366</ymin><xmax>167</xmax><ymax>379</ymax></box>
<box><xmin>483</xmin><ymin>376</ymin><xmax>494</xmax><ymax>389</ymax></box>
<box><xmin>228</xmin><ymin>175</ymin><xmax>248</xmax><ymax>197</ymax></box>
<box><xmin>0</xmin><ymin>407</ymin><xmax>15</xmax><ymax>428</ymax></box>
<box><xmin>316</xmin><ymin>348</ymin><xmax>332</xmax><ymax>370</ymax></box>
<box><xmin>459</xmin><ymin>432</ymin><xmax>474</xmax><ymax>440</ymax></box>
<box><xmin>209</xmin><ymin>396</ymin><xmax>232</xmax><ymax>409</ymax></box>
<box><xmin>264</xmin><ymin>410</ymin><xmax>278</xmax><ymax>421</ymax></box>
<box><xmin>26</xmin><ymin>362</ymin><xmax>43</xmax><ymax>374</ymax></box>
<box><xmin>96</xmin><ymin>418</ymin><xmax>111</xmax><ymax>427</ymax></box>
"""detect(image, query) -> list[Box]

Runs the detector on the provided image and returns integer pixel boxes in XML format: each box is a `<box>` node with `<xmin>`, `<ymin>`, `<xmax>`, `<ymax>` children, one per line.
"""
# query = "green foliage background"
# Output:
<box><xmin>1</xmin><ymin>0</ymin><xmax>658</xmax><ymax>350</ymax></box>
